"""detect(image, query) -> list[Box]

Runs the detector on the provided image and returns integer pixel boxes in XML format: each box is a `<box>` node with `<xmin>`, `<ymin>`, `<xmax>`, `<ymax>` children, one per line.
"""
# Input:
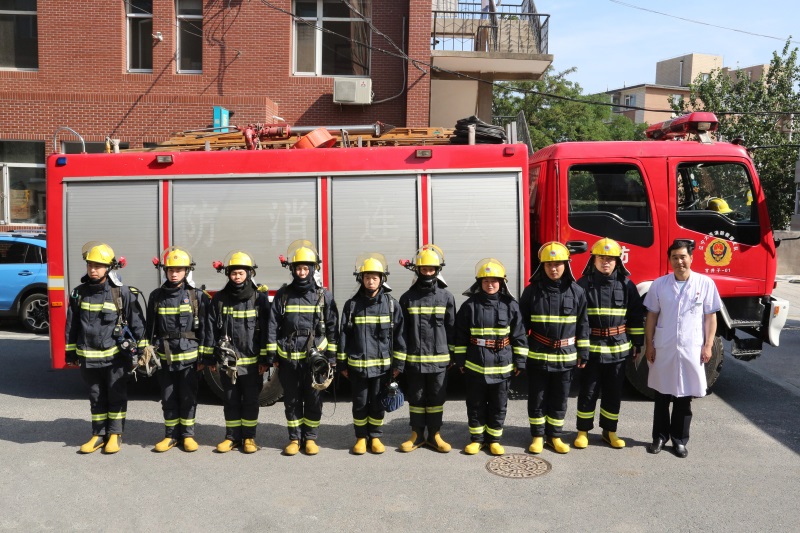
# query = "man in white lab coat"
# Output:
<box><xmin>643</xmin><ymin>239</ymin><xmax>721</xmax><ymax>458</ymax></box>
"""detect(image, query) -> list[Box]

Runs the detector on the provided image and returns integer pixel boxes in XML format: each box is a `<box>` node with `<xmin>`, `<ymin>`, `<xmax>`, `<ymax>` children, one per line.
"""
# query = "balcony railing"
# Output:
<box><xmin>432</xmin><ymin>0</ymin><xmax>549</xmax><ymax>55</ymax></box>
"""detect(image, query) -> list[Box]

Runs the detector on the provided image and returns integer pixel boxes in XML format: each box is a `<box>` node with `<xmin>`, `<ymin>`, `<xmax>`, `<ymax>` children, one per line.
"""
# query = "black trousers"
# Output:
<box><xmin>406</xmin><ymin>371</ymin><xmax>447</xmax><ymax>431</ymax></box>
<box><xmin>465</xmin><ymin>373</ymin><xmax>509</xmax><ymax>443</ymax></box>
<box><xmin>575</xmin><ymin>359</ymin><xmax>626</xmax><ymax>432</ymax></box>
<box><xmin>350</xmin><ymin>374</ymin><xmax>386</xmax><ymax>439</ymax></box>
<box><xmin>279</xmin><ymin>362</ymin><xmax>322</xmax><ymax>440</ymax></box>
<box><xmin>652</xmin><ymin>391</ymin><xmax>693</xmax><ymax>445</ymax></box>
<box><xmin>81</xmin><ymin>361</ymin><xmax>129</xmax><ymax>436</ymax></box>
<box><xmin>157</xmin><ymin>366</ymin><xmax>199</xmax><ymax>438</ymax></box>
<box><xmin>221</xmin><ymin>371</ymin><xmax>261</xmax><ymax>440</ymax></box>
<box><xmin>528</xmin><ymin>367</ymin><xmax>574</xmax><ymax>438</ymax></box>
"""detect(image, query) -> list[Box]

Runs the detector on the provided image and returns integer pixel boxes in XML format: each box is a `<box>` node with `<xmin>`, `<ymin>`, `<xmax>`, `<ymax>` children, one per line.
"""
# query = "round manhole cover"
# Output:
<box><xmin>485</xmin><ymin>454</ymin><xmax>551</xmax><ymax>478</ymax></box>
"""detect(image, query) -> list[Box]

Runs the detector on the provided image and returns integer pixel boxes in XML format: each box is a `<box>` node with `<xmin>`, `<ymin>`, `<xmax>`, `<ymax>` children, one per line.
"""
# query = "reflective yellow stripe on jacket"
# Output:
<box><xmin>587</xmin><ymin>307</ymin><xmax>626</xmax><ymax>317</ymax></box>
<box><xmin>464</xmin><ymin>360</ymin><xmax>514</xmax><ymax>374</ymax></box>
<box><xmin>347</xmin><ymin>357</ymin><xmax>391</xmax><ymax>369</ymax></box>
<box><xmin>528</xmin><ymin>315</ymin><xmax>577</xmax><ymax>324</ymax></box>
<box><xmin>157</xmin><ymin>304</ymin><xmax>193</xmax><ymax>315</ymax></box>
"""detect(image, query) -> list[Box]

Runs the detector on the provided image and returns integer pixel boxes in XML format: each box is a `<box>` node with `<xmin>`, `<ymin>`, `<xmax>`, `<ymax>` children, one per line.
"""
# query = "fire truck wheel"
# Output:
<box><xmin>625</xmin><ymin>335</ymin><xmax>724</xmax><ymax>398</ymax></box>
<box><xmin>202</xmin><ymin>367</ymin><xmax>285</xmax><ymax>406</ymax></box>
<box><xmin>19</xmin><ymin>293</ymin><xmax>49</xmax><ymax>334</ymax></box>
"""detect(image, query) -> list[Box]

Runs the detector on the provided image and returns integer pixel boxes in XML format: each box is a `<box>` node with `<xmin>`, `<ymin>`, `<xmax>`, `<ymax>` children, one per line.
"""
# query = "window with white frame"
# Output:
<box><xmin>0</xmin><ymin>141</ymin><xmax>45</xmax><ymax>225</ymax></box>
<box><xmin>177</xmin><ymin>0</ymin><xmax>202</xmax><ymax>73</ymax></box>
<box><xmin>293</xmin><ymin>0</ymin><xmax>371</xmax><ymax>76</ymax></box>
<box><xmin>0</xmin><ymin>0</ymin><xmax>38</xmax><ymax>70</ymax></box>
<box><xmin>127</xmin><ymin>0</ymin><xmax>153</xmax><ymax>71</ymax></box>
<box><xmin>624</xmin><ymin>94</ymin><xmax>636</xmax><ymax>107</ymax></box>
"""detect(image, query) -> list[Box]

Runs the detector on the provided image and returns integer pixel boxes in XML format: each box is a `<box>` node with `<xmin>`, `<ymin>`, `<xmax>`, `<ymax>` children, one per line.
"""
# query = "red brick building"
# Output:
<box><xmin>0</xmin><ymin>0</ymin><xmax>550</xmax><ymax>230</ymax></box>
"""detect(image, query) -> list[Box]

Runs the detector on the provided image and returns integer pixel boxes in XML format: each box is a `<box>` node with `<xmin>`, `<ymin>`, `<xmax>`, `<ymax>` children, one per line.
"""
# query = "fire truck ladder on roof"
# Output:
<box><xmin>129</xmin><ymin>122</ymin><xmax>456</xmax><ymax>151</ymax></box>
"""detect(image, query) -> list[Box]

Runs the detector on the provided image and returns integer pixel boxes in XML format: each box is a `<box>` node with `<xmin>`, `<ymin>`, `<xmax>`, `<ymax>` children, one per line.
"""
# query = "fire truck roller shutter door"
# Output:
<box><xmin>430</xmin><ymin>173</ymin><xmax>522</xmax><ymax>307</ymax></box>
<box><xmin>329</xmin><ymin>175</ymin><xmax>418</xmax><ymax>307</ymax></box>
<box><xmin>172</xmin><ymin>178</ymin><xmax>318</xmax><ymax>292</ymax></box>
<box><xmin>65</xmin><ymin>181</ymin><xmax>160</xmax><ymax>298</ymax></box>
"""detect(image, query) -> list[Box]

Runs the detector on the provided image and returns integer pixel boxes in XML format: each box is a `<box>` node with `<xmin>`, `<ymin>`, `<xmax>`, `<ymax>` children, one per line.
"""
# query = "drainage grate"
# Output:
<box><xmin>485</xmin><ymin>454</ymin><xmax>551</xmax><ymax>478</ymax></box>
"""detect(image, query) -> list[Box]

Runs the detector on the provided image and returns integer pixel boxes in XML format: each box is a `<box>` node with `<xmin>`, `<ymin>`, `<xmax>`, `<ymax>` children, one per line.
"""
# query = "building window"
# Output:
<box><xmin>701</xmin><ymin>73</ymin><xmax>710</xmax><ymax>81</ymax></box>
<box><xmin>127</xmin><ymin>0</ymin><xmax>153</xmax><ymax>72</ymax></box>
<box><xmin>177</xmin><ymin>0</ymin><xmax>202</xmax><ymax>73</ymax></box>
<box><xmin>293</xmin><ymin>0</ymin><xmax>371</xmax><ymax>76</ymax></box>
<box><xmin>0</xmin><ymin>141</ymin><xmax>45</xmax><ymax>225</ymax></box>
<box><xmin>0</xmin><ymin>0</ymin><xmax>38</xmax><ymax>70</ymax></box>
<box><xmin>624</xmin><ymin>94</ymin><xmax>636</xmax><ymax>107</ymax></box>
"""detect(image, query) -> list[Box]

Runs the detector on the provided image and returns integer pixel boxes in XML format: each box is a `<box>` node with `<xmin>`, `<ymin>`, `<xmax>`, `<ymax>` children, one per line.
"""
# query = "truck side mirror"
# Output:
<box><xmin>566</xmin><ymin>241</ymin><xmax>588</xmax><ymax>254</ymax></box>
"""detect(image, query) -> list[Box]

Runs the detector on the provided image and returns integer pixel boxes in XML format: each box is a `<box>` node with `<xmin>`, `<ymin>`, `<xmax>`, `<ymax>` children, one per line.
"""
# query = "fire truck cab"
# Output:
<box><xmin>530</xmin><ymin>112</ymin><xmax>789</xmax><ymax>392</ymax></box>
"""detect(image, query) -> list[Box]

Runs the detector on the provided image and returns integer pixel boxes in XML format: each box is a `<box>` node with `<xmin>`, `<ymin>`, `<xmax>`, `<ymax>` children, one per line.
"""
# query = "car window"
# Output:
<box><xmin>25</xmin><ymin>244</ymin><xmax>44</xmax><ymax>264</ymax></box>
<box><xmin>0</xmin><ymin>242</ymin><xmax>30</xmax><ymax>264</ymax></box>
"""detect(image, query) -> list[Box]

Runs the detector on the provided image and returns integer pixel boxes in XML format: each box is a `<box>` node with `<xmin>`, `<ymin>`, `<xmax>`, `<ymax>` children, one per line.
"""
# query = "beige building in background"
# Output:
<box><xmin>605</xmin><ymin>53</ymin><xmax>769</xmax><ymax>126</ymax></box>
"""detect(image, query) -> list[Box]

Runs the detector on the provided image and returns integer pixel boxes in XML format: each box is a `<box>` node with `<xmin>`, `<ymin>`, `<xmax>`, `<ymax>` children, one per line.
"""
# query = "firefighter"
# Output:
<box><xmin>520</xmin><ymin>242</ymin><xmax>589</xmax><ymax>454</ymax></box>
<box><xmin>574</xmin><ymin>238</ymin><xmax>644</xmax><ymax>449</ymax></box>
<box><xmin>397</xmin><ymin>245</ymin><xmax>456</xmax><ymax>453</ymax></box>
<box><xmin>267</xmin><ymin>240</ymin><xmax>339</xmax><ymax>456</ymax></box>
<box><xmin>338</xmin><ymin>253</ymin><xmax>406</xmax><ymax>455</ymax></box>
<box><xmin>454</xmin><ymin>258</ymin><xmax>528</xmax><ymax>456</ymax></box>
<box><xmin>65</xmin><ymin>242</ymin><xmax>145</xmax><ymax>454</ymax></box>
<box><xmin>145</xmin><ymin>247</ymin><xmax>211</xmax><ymax>453</ymax></box>
<box><xmin>206</xmin><ymin>251</ymin><xmax>270</xmax><ymax>454</ymax></box>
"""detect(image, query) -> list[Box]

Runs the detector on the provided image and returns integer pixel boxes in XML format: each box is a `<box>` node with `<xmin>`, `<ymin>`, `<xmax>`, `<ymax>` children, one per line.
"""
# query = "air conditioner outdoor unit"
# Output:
<box><xmin>333</xmin><ymin>78</ymin><xmax>373</xmax><ymax>105</ymax></box>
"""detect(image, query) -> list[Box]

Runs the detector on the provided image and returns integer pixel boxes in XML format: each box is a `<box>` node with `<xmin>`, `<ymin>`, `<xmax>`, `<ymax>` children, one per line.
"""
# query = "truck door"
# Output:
<box><xmin>64</xmin><ymin>181</ymin><xmax>161</xmax><ymax>298</ymax></box>
<box><xmin>670</xmin><ymin>158</ymin><xmax>766</xmax><ymax>295</ymax></box>
<box><xmin>559</xmin><ymin>160</ymin><xmax>659</xmax><ymax>282</ymax></box>
<box><xmin>329</xmin><ymin>175</ymin><xmax>418</xmax><ymax>307</ymax></box>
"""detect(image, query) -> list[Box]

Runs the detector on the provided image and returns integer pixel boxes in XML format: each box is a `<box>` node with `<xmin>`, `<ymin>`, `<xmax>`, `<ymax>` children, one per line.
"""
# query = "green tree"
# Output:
<box><xmin>673</xmin><ymin>40</ymin><xmax>800</xmax><ymax>230</ymax></box>
<box><xmin>492</xmin><ymin>67</ymin><xmax>647</xmax><ymax>151</ymax></box>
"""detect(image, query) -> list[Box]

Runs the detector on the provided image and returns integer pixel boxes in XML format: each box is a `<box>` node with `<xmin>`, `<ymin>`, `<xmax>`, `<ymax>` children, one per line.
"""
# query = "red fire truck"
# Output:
<box><xmin>46</xmin><ymin>113</ymin><xmax>790</xmax><ymax>400</ymax></box>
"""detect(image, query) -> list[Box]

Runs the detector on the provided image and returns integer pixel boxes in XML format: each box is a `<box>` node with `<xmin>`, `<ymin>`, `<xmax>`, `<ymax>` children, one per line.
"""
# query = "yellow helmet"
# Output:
<box><xmin>590</xmin><ymin>238</ymin><xmax>622</xmax><ymax>257</ymax></box>
<box><xmin>83</xmin><ymin>242</ymin><xmax>115</xmax><ymax>266</ymax></box>
<box><xmin>475</xmin><ymin>257</ymin><xmax>506</xmax><ymax>280</ymax></box>
<box><xmin>229</xmin><ymin>252</ymin><xmax>254</xmax><ymax>269</ymax></box>
<box><xmin>360</xmin><ymin>257</ymin><xmax>385</xmax><ymax>274</ymax></box>
<box><xmin>416</xmin><ymin>244</ymin><xmax>445</xmax><ymax>268</ymax></box>
<box><xmin>292</xmin><ymin>246</ymin><xmax>318</xmax><ymax>264</ymax></box>
<box><xmin>354</xmin><ymin>252</ymin><xmax>389</xmax><ymax>281</ymax></box>
<box><xmin>707</xmin><ymin>197</ymin><xmax>733</xmax><ymax>214</ymax></box>
<box><xmin>161</xmin><ymin>246</ymin><xmax>194</xmax><ymax>269</ymax></box>
<box><xmin>538</xmin><ymin>242</ymin><xmax>570</xmax><ymax>263</ymax></box>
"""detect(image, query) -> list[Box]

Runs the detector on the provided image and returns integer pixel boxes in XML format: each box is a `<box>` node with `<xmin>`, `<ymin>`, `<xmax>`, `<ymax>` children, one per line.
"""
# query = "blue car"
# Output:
<box><xmin>0</xmin><ymin>233</ymin><xmax>48</xmax><ymax>333</ymax></box>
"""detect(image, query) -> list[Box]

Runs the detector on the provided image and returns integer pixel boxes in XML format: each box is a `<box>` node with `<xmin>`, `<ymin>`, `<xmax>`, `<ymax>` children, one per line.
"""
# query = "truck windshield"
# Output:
<box><xmin>676</xmin><ymin>162</ymin><xmax>760</xmax><ymax>245</ymax></box>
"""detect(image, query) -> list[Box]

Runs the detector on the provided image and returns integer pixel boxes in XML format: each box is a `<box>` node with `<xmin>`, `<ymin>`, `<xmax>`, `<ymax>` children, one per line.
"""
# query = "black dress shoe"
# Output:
<box><xmin>673</xmin><ymin>442</ymin><xmax>688</xmax><ymax>458</ymax></box>
<box><xmin>647</xmin><ymin>437</ymin><xmax>666</xmax><ymax>454</ymax></box>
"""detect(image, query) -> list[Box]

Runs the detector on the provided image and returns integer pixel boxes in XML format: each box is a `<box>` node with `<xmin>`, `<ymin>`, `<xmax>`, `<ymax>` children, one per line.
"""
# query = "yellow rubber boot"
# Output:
<box><xmin>602</xmin><ymin>430</ymin><xmax>626</xmax><ymax>449</ymax></box>
<box><xmin>430</xmin><ymin>432</ymin><xmax>452</xmax><ymax>453</ymax></box>
<box><xmin>352</xmin><ymin>438</ymin><xmax>367</xmax><ymax>455</ymax></box>
<box><xmin>305</xmin><ymin>440</ymin><xmax>319</xmax><ymax>455</ymax></box>
<box><xmin>547</xmin><ymin>437</ymin><xmax>570</xmax><ymax>454</ymax></box>
<box><xmin>284</xmin><ymin>440</ymin><xmax>300</xmax><ymax>456</ymax></box>
<box><xmin>371</xmin><ymin>438</ymin><xmax>385</xmax><ymax>454</ymax></box>
<box><xmin>464</xmin><ymin>442</ymin><xmax>483</xmax><ymax>455</ymax></box>
<box><xmin>182</xmin><ymin>437</ymin><xmax>199</xmax><ymax>452</ymax></box>
<box><xmin>243</xmin><ymin>438</ymin><xmax>258</xmax><ymax>454</ymax></box>
<box><xmin>154</xmin><ymin>438</ymin><xmax>177</xmax><ymax>453</ymax></box>
<box><xmin>104</xmin><ymin>434</ymin><xmax>121</xmax><ymax>454</ymax></box>
<box><xmin>488</xmin><ymin>442</ymin><xmax>505</xmax><ymax>456</ymax></box>
<box><xmin>400</xmin><ymin>429</ymin><xmax>425</xmax><ymax>452</ymax></box>
<box><xmin>79</xmin><ymin>435</ymin><xmax>105</xmax><ymax>454</ymax></box>
<box><xmin>573</xmin><ymin>431</ymin><xmax>589</xmax><ymax>449</ymax></box>
<box><xmin>216</xmin><ymin>439</ymin><xmax>239</xmax><ymax>453</ymax></box>
<box><xmin>528</xmin><ymin>437</ymin><xmax>544</xmax><ymax>454</ymax></box>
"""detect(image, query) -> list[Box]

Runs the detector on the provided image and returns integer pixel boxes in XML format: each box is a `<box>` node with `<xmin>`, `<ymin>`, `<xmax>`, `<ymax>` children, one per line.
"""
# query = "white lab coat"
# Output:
<box><xmin>643</xmin><ymin>271</ymin><xmax>721</xmax><ymax>398</ymax></box>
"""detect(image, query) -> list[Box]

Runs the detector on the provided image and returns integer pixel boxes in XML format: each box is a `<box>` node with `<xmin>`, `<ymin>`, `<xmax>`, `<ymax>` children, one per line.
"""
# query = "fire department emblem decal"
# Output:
<box><xmin>704</xmin><ymin>238</ymin><xmax>732</xmax><ymax>266</ymax></box>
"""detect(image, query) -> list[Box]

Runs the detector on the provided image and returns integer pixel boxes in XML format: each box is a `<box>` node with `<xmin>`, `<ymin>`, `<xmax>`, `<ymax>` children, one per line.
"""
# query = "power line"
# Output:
<box><xmin>609</xmin><ymin>0</ymin><xmax>798</xmax><ymax>45</ymax></box>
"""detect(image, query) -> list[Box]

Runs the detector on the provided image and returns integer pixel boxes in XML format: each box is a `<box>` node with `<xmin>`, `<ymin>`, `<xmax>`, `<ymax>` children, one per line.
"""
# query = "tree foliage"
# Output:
<box><xmin>673</xmin><ymin>40</ymin><xmax>800</xmax><ymax>230</ymax></box>
<box><xmin>492</xmin><ymin>67</ymin><xmax>647</xmax><ymax>151</ymax></box>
